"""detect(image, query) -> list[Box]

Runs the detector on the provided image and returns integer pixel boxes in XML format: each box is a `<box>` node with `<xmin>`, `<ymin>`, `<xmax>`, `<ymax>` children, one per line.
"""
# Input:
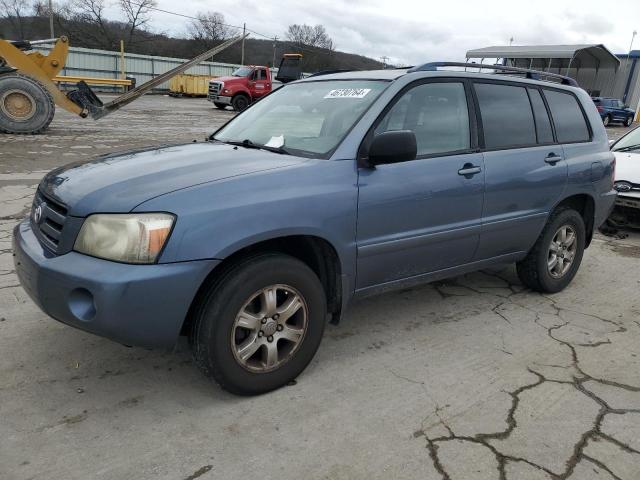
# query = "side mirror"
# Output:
<box><xmin>368</xmin><ymin>130</ymin><xmax>417</xmax><ymax>166</ymax></box>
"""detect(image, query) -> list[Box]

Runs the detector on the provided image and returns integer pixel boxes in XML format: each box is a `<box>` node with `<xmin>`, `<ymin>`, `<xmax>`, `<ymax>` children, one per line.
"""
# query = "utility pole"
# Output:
<box><xmin>380</xmin><ymin>56</ymin><xmax>389</xmax><ymax>69</ymax></box>
<box><xmin>272</xmin><ymin>36</ymin><xmax>277</xmax><ymax>67</ymax></box>
<box><xmin>509</xmin><ymin>37</ymin><xmax>514</xmax><ymax>46</ymax></box>
<box><xmin>241</xmin><ymin>23</ymin><xmax>246</xmax><ymax>65</ymax></box>
<box><xmin>622</xmin><ymin>30</ymin><xmax>637</xmax><ymax>103</ymax></box>
<box><xmin>48</xmin><ymin>0</ymin><xmax>55</xmax><ymax>38</ymax></box>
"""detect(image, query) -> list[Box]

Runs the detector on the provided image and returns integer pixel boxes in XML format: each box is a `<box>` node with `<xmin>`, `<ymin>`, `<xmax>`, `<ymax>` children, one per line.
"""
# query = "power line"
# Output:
<box><xmin>124</xmin><ymin>0</ymin><xmax>343</xmax><ymax>58</ymax></box>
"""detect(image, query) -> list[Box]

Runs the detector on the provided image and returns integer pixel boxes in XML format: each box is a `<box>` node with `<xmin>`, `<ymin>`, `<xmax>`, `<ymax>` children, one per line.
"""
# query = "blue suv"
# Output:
<box><xmin>592</xmin><ymin>96</ymin><xmax>635</xmax><ymax>127</ymax></box>
<box><xmin>13</xmin><ymin>64</ymin><xmax>616</xmax><ymax>395</ymax></box>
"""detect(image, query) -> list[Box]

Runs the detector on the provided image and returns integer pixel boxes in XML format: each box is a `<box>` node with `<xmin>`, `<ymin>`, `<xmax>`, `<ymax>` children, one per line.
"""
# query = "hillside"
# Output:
<box><xmin>0</xmin><ymin>16</ymin><xmax>383</xmax><ymax>71</ymax></box>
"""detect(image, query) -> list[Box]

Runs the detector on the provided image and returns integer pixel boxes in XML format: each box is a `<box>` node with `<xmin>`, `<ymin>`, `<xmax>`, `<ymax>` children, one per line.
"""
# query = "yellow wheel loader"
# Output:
<box><xmin>0</xmin><ymin>35</ymin><xmax>246</xmax><ymax>134</ymax></box>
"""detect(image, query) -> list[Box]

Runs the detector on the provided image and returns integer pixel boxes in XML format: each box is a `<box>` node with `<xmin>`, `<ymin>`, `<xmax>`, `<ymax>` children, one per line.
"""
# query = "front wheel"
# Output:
<box><xmin>625</xmin><ymin>116</ymin><xmax>633</xmax><ymax>127</ymax></box>
<box><xmin>232</xmin><ymin>94</ymin><xmax>250</xmax><ymax>112</ymax></box>
<box><xmin>516</xmin><ymin>207</ymin><xmax>586</xmax><ymax>293</ymax></box>
<box><xmin>190</xmin><ymin>254</ymin><xmax>326</xmax><ymax>395</ymax></box>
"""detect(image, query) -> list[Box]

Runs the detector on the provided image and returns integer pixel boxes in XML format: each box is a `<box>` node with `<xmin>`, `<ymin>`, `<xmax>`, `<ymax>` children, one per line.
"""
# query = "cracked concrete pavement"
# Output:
<box><xmin>1</xmin><ymin>96</ymin><xmax>639</xmax><ymax>479</ymax></box>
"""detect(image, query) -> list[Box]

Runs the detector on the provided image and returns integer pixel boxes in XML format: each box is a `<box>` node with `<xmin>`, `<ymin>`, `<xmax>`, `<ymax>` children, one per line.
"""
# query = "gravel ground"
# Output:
<box><xmin>1</xmin><ymin>95</ymin><xmax>639</xmax><ymax>480</ymax></box>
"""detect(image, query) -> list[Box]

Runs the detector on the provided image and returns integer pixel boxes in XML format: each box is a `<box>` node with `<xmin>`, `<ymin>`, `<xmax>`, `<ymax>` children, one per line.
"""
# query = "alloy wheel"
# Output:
<box><xmin>547</xmin><ymin>225</ymin><xmax>577</xmax><ymax>278</ymax></box>
<box><xmin>231</xmin><ymin>284</ymin><xmax>308</xmax><ymax>372</ymax></box>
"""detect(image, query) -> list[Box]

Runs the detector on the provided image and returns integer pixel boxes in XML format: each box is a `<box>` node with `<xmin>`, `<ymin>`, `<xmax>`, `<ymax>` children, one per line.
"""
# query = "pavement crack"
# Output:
<box><xmin>388</xmin><ymin>369</ymin><xmax>424</xmax><ymax>386</ymax></box>
<box><xmin>581</xmin><ymin>454</ymin><xmax>624</xmax><ymax>480</ymax></box>
<box><xmin>419</xmin><ymin>284</ymin><xmax>640</xmax><ymax>479</ymax></box>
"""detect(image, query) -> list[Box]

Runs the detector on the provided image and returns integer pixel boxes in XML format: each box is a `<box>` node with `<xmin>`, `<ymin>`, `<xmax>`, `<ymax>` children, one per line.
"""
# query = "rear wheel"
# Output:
<box><xmin>0</xmin><ymin>73</ymin><xmax>55</xmax><ymax>134</ymax></box>
<box><xmin>232</xmin><ymin>94</ymin><xmax>250</xmax><ymax>112</ymax></box>
<box><xmin>603</xmin><ymin>114</ymin><xmax>611</xmax><ymax>127</ymax></box>
<box><xmin>190</xmin><ymin>254</ymin><xmax>327</xmax><ymax>395</ymax></box>
<box><xmin>625</xmin><ymin>116</ymin><xmax>633</xmax><ymax>127</ymax></box>
<box><xmin>516</xmin><ymin>207</ymin><xmax>586</xmax><ymax>293</ymax></box>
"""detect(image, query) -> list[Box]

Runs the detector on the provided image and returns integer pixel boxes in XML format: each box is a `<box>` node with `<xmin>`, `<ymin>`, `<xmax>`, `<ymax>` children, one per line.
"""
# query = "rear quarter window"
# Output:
<box><xmin>543</xmin><ymin>90</ymin><xmax>590</xmax><ymax>143</ymax></box>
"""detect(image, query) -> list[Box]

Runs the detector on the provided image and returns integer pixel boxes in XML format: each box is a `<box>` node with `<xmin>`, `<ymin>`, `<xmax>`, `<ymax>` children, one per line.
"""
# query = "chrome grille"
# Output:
<box><xmin>208</xmin><ymin>81</ymin><xmax>222</xmax><ymax>98</ymax></box>
<box><xmin>32</xmin><ymin>190</ymin><xmax>68</xmax><ymax>253</ymax></box>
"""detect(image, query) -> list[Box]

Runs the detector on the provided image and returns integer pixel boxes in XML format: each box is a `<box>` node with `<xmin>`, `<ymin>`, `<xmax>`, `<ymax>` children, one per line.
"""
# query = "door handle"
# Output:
<box><xmin>458</xmin><ymin>163</ymin><xmax>482</xmax><ymax>177</ymax></box>
<box><xmin>545</xmin><ymin>153</ymin><xmax>563</xmax><ymax>164</ymax></box>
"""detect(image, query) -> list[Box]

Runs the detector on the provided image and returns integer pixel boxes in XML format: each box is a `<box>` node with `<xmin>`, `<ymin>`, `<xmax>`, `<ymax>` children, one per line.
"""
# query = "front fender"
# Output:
<box><xmin>134</xmin><ymin>158</ymin><xmax>359</xmax><ymax>279</ymax></box>
<box><xmin>227</xmin><ymin>85</ymin><xmax>251</xmax><ymax>99</ymax></box>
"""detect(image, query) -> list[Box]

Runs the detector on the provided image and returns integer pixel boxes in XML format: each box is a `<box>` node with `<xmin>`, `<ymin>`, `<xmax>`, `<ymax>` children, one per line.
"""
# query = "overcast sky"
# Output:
<box><xmin>107</xmin><ymin>0</ymin><xmax>639</xmax><ymax>65</ymax></box>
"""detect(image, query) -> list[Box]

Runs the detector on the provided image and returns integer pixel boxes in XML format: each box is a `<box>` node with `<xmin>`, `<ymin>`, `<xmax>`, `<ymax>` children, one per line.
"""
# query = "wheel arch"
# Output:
<box><xmin>181</xmin><ymin>234</ymin><xmax>344</xmax><ymax>337</ymax></box>
<box><xmin>551</xmin><ymin>193</ymin><xmax>596</xmax><ymax>247</ymax></box>
<box><xmin>232</xmin><ymin>90</ymin><xmax>251</xmax><ymax>102</ymax></box>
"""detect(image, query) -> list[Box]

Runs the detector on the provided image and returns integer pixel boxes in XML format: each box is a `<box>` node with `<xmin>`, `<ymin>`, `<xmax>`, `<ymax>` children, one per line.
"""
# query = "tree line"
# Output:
<box><xmin>0</xmin><ymin>1</ymin><xmax>383</xmax><ymax>71</ymax></box>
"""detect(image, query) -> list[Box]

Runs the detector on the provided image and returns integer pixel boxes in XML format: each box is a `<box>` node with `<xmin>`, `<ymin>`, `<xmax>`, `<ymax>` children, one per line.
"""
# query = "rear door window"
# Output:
<box><xmin>474</xmin><ymin>83</ymin><xmax>536</xmax><ymax>149</ymax></box>
<box><xmin>543</xmin><ymin>90</ymin><xmax>590</xmax><ymax>143</ymax></box>
<box><xmin>527</xmin><ymin>88</ymin><xmax>554</xmax><ymax>144</ymax></box>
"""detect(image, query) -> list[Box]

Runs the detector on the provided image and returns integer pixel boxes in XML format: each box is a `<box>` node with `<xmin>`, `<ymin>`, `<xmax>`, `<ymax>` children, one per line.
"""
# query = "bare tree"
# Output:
<box><xmin>188</xmin><ymin>11</ymin><xmax>230</xmax><ymax>48</ymax></box>
<box><xmin>285</xmin><ymin>24</ymin><xmax>334</xmax><ymax>50</ymax></box>
<box><xmin>67</xmin><ymin>0</ymin><xmax>115</xmax><ymax>49</ymax></box>
<box><xmin>119</xmin><ymin>0</ymin><xmax>156</xmax><ymax>45</ymax></box>
<box><xmin>1</xmin><ymin>0</ymin><xmax>30</xmax><ymax>39</ymax></box>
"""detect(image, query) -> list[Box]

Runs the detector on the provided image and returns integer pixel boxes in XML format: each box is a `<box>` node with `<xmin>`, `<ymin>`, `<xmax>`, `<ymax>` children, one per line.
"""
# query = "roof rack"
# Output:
<box><xmin>407</xmin><ymin>62</ymin><xmax>579</xmax><ymax>87</ymax></box>
<box><xmin>306</xmin><ymin>69</ymin><xmax>353</xmax><ymax>78</ymax></box>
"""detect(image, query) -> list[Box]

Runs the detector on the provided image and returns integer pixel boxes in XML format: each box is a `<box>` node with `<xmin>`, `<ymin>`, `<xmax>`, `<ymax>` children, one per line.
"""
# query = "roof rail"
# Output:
<box><xmin>407</xmin><ymin>62</ymin><xmax>579</xmax><ymax>87</ymax></box>
<box><xmin>306</xmin><ymin>69</ymin><xmax>353</xmax><ymax>78</ymax></box>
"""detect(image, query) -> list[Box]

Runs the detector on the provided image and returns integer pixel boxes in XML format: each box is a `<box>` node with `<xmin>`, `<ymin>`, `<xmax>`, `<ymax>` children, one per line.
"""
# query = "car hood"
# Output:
<box><xmin>613</xmin><ymin>150</ymin><xmax>640</xmax><ymax>183</ymax></box>
<box><xmin>40</xmin><ymin>142</ymin><xmax>306</xmax><ymax>216</ymax></box>
<box><xmin>212</xmin><ymin>76</ymin><xmax>245</xmax><ymax>84</ymax></box>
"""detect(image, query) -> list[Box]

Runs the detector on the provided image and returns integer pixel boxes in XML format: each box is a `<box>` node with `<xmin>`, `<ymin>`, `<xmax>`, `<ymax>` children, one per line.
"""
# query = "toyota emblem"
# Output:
<box><xmin>33</xmin><ymin>203</ymin><xmax>44</xmax><ymax>223</ymax></box>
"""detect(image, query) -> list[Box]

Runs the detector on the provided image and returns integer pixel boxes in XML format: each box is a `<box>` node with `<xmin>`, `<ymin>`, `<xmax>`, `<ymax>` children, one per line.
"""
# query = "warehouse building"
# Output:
<box><xmin>466</xmin><ymin>45</ymin><xmax>640</xmax><ymax>115</ymax></box>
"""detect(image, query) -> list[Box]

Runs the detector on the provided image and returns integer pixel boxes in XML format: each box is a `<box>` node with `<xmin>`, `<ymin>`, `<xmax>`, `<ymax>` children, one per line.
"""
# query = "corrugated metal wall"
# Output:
<box><xmin>37</xmin><ymin>45</ymin><xmax>248</xmax><ymax>91</ymax></box>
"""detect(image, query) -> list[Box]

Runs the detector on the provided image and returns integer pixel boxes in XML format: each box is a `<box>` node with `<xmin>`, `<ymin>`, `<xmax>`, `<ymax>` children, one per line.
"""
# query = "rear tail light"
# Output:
<box><xmin>596</xmin><ymin>106</ymin><xmax>604</xmax><ymax>113</ymax></box>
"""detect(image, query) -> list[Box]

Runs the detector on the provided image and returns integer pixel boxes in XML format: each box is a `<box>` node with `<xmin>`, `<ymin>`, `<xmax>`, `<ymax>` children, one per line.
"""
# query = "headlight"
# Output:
<box><xmin>74</xmin><ymin>213</ymin><xmax>175</xmax><ymax>264</ymax></box>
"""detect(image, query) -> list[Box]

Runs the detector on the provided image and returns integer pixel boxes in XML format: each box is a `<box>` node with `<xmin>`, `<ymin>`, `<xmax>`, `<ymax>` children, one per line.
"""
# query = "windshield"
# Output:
<box><xmin>232</xmin><ymin>67</ymin><xmax>253</xmax><ymax>77</ymax></box>
<box><xmin>213</xmin><ymin>80</ymin><xmax>389</xmax><ymax>158</ymax></box>
<box><xmin>612</xmin><ymin>127</ymin><xmax>640</xmax><ymax>152</ymax></box>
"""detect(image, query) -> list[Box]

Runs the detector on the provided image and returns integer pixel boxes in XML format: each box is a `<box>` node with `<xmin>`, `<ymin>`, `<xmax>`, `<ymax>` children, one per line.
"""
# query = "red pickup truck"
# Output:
<box><xmin>207</xmin><ymin>55</ymin><xmax>303</xmax><ymax>111</ymax></box>
<box><xmin>208</xmin><ymin>65</ymin><xmax>273</xmax><ymax>111</ymax></box>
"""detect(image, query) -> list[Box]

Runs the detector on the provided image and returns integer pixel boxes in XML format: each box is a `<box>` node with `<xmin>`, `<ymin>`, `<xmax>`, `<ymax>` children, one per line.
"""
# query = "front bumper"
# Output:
<box><xmin>12</xmin><ymin>220</ymin><xmax>219</xmax><ymax>348</ymax></box>
<box><xmin>207</xmin><ymin>94</ymin><xmax>232</xmax><ymax>105</ymax></box>
<box><xmin>609</xmin><ymin>192</ymin><xmax>640</xmax><ymax>228</ymax></box>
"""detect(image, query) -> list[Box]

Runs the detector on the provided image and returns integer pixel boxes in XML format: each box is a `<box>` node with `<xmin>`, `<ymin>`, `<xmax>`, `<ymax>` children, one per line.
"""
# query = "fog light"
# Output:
<box><xmin>68</xmin><ymin>288</ymin><xmax>96</xmax><ymax>321</ymax></box>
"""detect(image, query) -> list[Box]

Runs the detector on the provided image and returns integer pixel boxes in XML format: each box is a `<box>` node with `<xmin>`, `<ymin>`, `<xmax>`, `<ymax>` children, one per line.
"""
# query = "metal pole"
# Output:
<box><xmin>272</xmin><ymin>36</ymin><xmax>277</xmax><ymax>67</ymax></box>
<box><xmin>241</xmin><ymin>23</ymin><xmax>246</xmax><ymax>65</ymax></box>
<box><xmin>48</xmin><ymin>0</ymin><xmax>55</xmax><ymax>38</ymax></box>
<box><xmin>120</xmin><ymin>40</ymin><xmax>125</xmax><ymax>79</ymax></box>
<box><xmin>622</xmin><ymin>31</ymin><xmax>637</xmax><ymax>102</ymax></box>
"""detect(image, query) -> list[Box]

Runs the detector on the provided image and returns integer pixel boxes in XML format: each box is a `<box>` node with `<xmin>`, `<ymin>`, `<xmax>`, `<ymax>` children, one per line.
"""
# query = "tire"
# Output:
<box><xmin>232</xmin><ymin>94</ymin><xmax>250</xmax><ymax>112</ymax></box>
<box><xmin>0</xmin><ymin>73</ymin><xmax>55</xmax><ymax>134</ymax></box>
<box><xmin>190</xmin><ymin>253</ymin><xmax>327</xmax><ymax>395</ymax></box>
<box><xmin>516</xmin><ymin>207</ymin><xmax>586</xmax><ymax>293</ymax></box>
<box><xmin>625</xmin><ymin>116</ymin><xmax>633</xmax><ymax>127</ymax></box>
<box><xmin>602</xmin><ymin>114</ymin><xmax>611</xmax><ymax>127</ymax></box>
<box><xmin>214</xmin><ymin>102</ymin><xmax>227</xmax><ymax>110</ymax></box>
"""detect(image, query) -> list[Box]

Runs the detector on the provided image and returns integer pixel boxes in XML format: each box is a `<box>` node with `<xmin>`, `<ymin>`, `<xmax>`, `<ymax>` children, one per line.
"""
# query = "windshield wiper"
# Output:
<box><xmin>223</xmin><ymin>138</ymin><xmax>290</xmax><ymax>155</ymax></box>
<box><xmin>614</xmin><ymin>143</ymin><xmax>640</xmax><ymax>153</ymax></box>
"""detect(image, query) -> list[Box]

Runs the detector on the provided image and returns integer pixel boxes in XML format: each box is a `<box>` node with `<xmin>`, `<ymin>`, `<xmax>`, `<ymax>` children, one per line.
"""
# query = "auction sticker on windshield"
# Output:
<box><xmin>324</xmin><ymin>88</ymin><xmax>372</xmax><ymax>99</ymax></box>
